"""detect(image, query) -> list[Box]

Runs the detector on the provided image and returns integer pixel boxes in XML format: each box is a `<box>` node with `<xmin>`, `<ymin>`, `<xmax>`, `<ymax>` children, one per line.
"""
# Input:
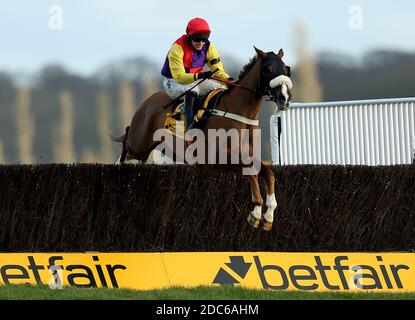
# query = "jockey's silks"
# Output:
<box><xmin>161</xmin><ymin>35</ymin><xmax>229</xmax><ymax>85</ymax></box>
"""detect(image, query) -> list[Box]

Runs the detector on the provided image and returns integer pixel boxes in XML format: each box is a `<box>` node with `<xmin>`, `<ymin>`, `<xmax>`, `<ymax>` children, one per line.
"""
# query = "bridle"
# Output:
<box><xmin>207</xmin><ymin>56</ymin><xmax>292</xmax><ymax>125</ymax></box>
<box><xmin>212</xmin><ymin>56</ymin><xmax>291</xmax><ymax>102</ymax></box>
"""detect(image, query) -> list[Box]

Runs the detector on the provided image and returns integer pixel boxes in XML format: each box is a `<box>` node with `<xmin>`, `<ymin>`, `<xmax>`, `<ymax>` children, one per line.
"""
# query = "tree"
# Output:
<box><xmin>293</xmin><ymin>21</ymin><xmax>323</xmax><ymax>102</ymax></box>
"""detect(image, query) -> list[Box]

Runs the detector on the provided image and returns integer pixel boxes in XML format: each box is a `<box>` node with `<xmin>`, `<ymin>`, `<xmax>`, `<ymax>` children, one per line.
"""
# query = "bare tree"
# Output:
<box><xmin>119</xmin><ymin>79</ymin><xmax>136</xmax><ymax>130</ymax></box>
<box><xmin>97</xmin><ymin>91</ymin><xmax>114</xmax><ymax>163</ymax></box>
<box><xmin>54</xmin><ymin>89</ymin><xmax>76</xmax><ymax>163</ymax></box>
<box><xmin>293</xmin><ymin>21</ymin><xmax>323</xmax><ymax>102</ymax></box>
<box><xmin>15</xmin><ymin>87</ymin><xmax>35</xmax><ymax>163</ymax></box>
<box><xmin>0</xmin><ymin>140</ymin><xmax>6</xmax><ymax>164</ymax></box>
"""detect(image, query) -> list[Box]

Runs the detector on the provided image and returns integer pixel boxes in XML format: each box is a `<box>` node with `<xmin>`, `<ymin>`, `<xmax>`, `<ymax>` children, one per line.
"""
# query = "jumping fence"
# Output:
<box><xmin>270</xmin><ymin>97</ymin><xmax>415</xmax><ymax>165</ymax></box>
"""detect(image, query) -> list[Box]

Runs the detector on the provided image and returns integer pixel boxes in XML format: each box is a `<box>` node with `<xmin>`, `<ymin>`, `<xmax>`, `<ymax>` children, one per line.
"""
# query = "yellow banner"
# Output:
<box><xmin>0</xmin><ymin>252</ymin><xmax>414</xmax><ymax>292</ymax></box>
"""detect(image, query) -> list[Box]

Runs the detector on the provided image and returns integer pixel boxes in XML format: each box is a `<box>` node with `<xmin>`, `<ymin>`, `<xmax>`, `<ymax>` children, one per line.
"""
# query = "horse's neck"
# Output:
<box><xmin>224</xmin><ymin>62</ymin><xmax>263</xmax><ymax>120</ymax></box>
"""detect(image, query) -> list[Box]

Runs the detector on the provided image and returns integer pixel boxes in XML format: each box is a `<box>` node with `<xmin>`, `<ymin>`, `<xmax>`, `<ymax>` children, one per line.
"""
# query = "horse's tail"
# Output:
<box><xmin>110</xmin><ymin>126</ymin><xmax>130</xmax><ymax>143</ymax></box>
<box><xmin>111</xmin><ymin>126</ymin><xmax>130</xmax><ymax>164</ymax></box>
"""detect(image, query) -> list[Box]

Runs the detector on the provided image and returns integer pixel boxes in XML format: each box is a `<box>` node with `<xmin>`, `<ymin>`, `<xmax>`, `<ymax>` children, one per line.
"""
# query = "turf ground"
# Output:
<box><xmin>1</xmin><ymin>284</ymin><xmax>415</xmax><ymax>300</ymax></box>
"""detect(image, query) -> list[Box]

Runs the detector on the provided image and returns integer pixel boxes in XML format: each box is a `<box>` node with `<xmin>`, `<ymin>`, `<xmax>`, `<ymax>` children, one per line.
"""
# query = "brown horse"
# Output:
<box><xmin>112</xmin><ymin>47</ymin><xmax>292</xmax><ymax>231</ymax></box>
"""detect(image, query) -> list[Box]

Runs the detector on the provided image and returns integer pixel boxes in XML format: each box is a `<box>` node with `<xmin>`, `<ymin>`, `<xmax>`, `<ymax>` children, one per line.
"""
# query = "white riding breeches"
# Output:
<box><xmin>163</xmin><ymin>77</ymin><xmax>226</xmax><ymax>99</ymax></box>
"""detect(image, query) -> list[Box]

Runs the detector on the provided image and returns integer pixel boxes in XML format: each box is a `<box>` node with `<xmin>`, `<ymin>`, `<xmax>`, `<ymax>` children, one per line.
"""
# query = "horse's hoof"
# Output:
<box><xmin>247</xmin><ymin>214</ymin><xmax>260</xmax><ymax>229</ymax></box>
<box><xmin>262</xmin><ymin>220</ymin><xmax>273</xmax><ymax>231</ymax></box>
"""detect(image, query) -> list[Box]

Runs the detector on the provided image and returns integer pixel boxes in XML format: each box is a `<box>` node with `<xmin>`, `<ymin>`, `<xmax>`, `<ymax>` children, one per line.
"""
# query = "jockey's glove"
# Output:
<box><xmin>196</xmin><ymin>71</ymin><xmax>214</xmax><ymax>80</ymax></box>
<box><xmin>227</xmin><ymin>77</ymin><xmax>237</xmax><ymax>85</ymax></box>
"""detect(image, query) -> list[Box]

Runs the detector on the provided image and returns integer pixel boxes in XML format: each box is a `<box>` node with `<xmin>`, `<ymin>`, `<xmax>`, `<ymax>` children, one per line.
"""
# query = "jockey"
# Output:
<box><xmin>161</xmin><ymin>17</ymin><xmax>233</xmax><ymax>128</ymax></box>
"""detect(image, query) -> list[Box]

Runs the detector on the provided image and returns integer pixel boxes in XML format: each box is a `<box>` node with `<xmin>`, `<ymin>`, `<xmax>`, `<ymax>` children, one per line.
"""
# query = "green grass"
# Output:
<box><xmin>1</xmin><ymin>284</ymin><xmax>415</xmax><ymax>300</ymax></box>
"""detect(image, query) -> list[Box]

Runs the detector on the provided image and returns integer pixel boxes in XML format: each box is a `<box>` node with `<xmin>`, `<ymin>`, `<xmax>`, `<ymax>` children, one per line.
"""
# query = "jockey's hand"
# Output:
<box><xmin>227</xmin><ymin>77</ymin><xmax>237</xmax><ymax>84</ymax></box>
<box><xmin>196</xmin><ymin>71</ymin><xmax>214</xmax><ymax>80</ymax></box>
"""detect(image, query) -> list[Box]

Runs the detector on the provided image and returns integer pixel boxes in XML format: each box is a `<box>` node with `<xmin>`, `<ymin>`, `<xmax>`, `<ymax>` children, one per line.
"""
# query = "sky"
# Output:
<box><xmin>1</xmin><ymin>0</ymin><xmax>414</xmax><ymax>75</ymax></box>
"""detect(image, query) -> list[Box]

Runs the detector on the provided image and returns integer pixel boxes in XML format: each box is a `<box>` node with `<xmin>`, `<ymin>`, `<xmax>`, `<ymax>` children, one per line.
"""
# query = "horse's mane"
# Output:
<box><xmin>238</xmin><ymin>54</ymin><xmax>259</xmax><ymax>81</ymax></box>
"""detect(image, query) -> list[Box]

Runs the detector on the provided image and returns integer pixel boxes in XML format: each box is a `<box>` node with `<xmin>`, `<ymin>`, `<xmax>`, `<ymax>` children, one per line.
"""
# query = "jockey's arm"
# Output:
<box><xmin>206</xmin><ymin>43</ymin><xmax>230</xmax><ymax>80</ymax></box>
<box><xmin>168</xmin><ymin>43</ymin><xmax>197</xmax><ymax>85</ymax></box>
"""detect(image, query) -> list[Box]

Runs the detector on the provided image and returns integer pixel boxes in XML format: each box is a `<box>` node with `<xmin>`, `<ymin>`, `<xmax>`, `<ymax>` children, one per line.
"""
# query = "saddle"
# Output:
<box><xmin>164</xmin><ymin>88</ymin><xmax>226</xmax><ymax>138</ymax></box>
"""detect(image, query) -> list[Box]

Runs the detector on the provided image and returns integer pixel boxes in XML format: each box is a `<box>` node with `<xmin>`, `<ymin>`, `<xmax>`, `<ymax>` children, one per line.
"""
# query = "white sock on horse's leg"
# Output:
<box><xmin>263</xmin><ymin>193</ymin><xmax>277</xmax><ymax>223</ymax></box>
<box><xmin>115</xmin><ymin>154</ymin><xmax>122</xmax><ymax>165</ymax></box>
<box><xmin>146</xmin><ymin>149</ymin><xmax>173</xmax><ymax>164</ymax></box>
<box><xmin>145</xmin><ymin>150</ymin><xmax>158</xmax><ymax>164</ymax></box>
<box><xmin>250</xmin><ymin>205</ymin><xmax>262</xmax><ymax>220</ymax></box>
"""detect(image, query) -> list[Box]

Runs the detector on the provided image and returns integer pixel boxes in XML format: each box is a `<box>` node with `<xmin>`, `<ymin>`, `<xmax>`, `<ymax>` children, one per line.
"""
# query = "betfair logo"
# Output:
<box><xmin>0</xmin><ymin>255</ymin><xmax>126</xmax><ymax>288</ymax></box>
<box><xmin>213</xmin><ymin>255</ymin><xmax>410</xmax><ymax>291</ymax></box>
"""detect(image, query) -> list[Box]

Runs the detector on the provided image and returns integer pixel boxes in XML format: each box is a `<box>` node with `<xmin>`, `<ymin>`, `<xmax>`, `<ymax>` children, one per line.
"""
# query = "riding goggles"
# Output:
<box><xmin>191</xmin><ymin>34</ymin><xmax>210</xmax><ymax>42</ymax></box>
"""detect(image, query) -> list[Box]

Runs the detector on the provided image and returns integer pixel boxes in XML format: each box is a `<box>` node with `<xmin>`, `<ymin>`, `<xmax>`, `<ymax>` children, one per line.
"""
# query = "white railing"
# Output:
<box><xmin>270</xmin><ymin>97</ymin><xmax>415</xmax><ymax>165</ymax></box>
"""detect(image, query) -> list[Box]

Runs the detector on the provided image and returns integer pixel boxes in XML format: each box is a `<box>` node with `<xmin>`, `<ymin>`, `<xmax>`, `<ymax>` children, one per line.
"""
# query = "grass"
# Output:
<box><xmin>1</xmin><ymin>284</ymin><xmax>415</xmax><ymax>300</ymax></box>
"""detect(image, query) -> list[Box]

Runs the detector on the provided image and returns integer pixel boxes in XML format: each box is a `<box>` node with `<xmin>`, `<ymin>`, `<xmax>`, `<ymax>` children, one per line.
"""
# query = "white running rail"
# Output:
<box><xmin>270</xmin><ymin>97</ymin><xmax>415</xmax><ymax>165</ymax></box>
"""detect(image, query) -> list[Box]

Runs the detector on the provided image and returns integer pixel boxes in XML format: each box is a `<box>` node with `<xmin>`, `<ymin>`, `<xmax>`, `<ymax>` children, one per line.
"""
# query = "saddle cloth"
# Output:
<box><xmin>164</xmin><ymin>88</ymin><xmax>225</xmax><ymax>138</ymax></box>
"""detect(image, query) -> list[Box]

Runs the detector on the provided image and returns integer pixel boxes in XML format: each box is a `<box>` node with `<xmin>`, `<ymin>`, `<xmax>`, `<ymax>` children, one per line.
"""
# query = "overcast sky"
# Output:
<box><xmin>1</xmin><ymin>0</ymin><xmax>414</xmax><ymax>75</ymax></box>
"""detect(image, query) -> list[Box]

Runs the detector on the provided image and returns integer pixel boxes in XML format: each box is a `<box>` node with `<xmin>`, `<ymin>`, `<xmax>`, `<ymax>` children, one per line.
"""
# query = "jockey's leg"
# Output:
<box><xmin>163</xmin><ymin>77</ymin><xmax>202</xmax><ymax>130</ymax></box>
<box><xmin>198</xmin><ymin>79</ymin><xmax>226</xmax><ymax>96</ymax></box>
<box><xmin>184</xmin><ymin>91</ymin><xmax>198</xmax><ymax>129</ymax></box>
<box><xmin>162</xmin><ymin>78</ymin><xmax>200</xmax><ymax>99</ymax></box>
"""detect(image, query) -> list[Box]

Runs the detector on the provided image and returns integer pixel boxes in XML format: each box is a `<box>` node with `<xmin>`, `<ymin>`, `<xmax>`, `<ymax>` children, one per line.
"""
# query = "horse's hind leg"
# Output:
<box><xmin>259</xmin><ymin>162</ymin><xmax>277</xmax><ymax>231</ymax></box>
<box><xmin>115</xmin><ymin>152</ymin><xmax>125</xmax><ymax>165</ymax></box>
<box><xmin>247</xmin><ymin>174</ymin><xmax>263</xmax><ymax>229</ymax></box>
<box><xmin>115</xmin><ymin>126</ymin><xmax>130</xmax><ymax>165</ymax></box>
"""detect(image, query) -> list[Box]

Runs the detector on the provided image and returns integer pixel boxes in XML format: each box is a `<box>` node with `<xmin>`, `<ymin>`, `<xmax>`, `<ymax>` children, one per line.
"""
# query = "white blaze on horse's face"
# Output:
<box><xmin>269</xmin><ymin>75</ymin><xmax>293</xmax><ymax>108</ymax></box>
<box><xmin>281</xmin><ymin>84</ymin><xmax>288</xmax><ymax>101</ymax></box>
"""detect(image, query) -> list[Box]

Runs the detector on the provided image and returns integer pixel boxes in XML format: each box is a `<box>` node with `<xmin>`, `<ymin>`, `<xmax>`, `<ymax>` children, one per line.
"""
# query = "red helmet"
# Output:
<box><xmin>186</xmin><ymin>17</ymin><xmax>211</xmax><ymax>35</ymax></box>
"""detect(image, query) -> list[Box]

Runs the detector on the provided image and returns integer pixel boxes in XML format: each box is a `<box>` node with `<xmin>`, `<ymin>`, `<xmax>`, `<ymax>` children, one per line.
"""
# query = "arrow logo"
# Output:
<box><xmin>212</xmin><ymin>268</ymin><xmax>239</xmax><ymax>286</ymax></box>
<box><xmin>226</xmin><ymin>256</ymin><xmax>252</xmax><ymax>278</ymax></box>
<box><xmin>212</xmin><ymin>256</ymin><xmax>252</xmax><ymax>286</ymax></box>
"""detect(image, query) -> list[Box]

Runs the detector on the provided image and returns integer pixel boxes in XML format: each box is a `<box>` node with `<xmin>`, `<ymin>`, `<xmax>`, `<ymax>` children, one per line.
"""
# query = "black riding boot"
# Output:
<box><xmin>184</xmin><ymin>91</ymin><xmax>198</xmax><ymax>130</ymax></box>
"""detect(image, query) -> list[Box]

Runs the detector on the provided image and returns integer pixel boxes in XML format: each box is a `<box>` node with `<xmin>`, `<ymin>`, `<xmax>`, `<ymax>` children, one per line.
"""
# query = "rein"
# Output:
<box><xmin>162</xmin><ymin>69</ymin><xmax>220</xmax><ymax>110</ymax></box>
<box><xmin>211</xmin><ymin>76</ymin><xmax>269</xmax><ymax>97</ymax></box>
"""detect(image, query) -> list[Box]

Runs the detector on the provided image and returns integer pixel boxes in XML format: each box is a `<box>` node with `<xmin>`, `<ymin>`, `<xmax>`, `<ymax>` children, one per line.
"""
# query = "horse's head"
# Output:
<box><xmin>254</xmin><ymin>47</ymin><xmax>293</xmax><ymax>111</ymax></box>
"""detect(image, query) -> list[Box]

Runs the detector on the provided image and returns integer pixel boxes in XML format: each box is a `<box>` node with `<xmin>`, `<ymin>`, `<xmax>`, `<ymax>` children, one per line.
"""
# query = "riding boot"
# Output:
<box><xmin>184</xmin><ymin>91</ymin><xmax>198</xmax><ymax>130</ymax></box>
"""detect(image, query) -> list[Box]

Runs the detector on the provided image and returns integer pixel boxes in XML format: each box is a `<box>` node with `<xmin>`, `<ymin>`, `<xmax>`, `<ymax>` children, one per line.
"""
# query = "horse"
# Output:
<box><xmin>112</xmin><ymin>47</ymin><xmax>292</xmax><ymax>231</ymax></box>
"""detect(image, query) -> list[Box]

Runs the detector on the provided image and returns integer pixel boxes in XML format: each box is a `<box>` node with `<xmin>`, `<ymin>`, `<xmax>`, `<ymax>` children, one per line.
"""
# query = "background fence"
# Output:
<box><xmin>270</xmin><ymin>97</ymin><xmax>415</xmax><ymax>165</ymax></box>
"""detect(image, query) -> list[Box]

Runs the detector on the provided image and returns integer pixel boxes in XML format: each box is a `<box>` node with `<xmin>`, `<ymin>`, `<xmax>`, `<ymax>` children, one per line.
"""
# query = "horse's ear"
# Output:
<box><xmin>277</xmin><ymin>48</ymin><xmax>284</xmax><ymax>59</ymax></box>
<box><xmin>254</xmin><ymin>46</ymin><xmax>267</xmax><ymax>59</ymax></box>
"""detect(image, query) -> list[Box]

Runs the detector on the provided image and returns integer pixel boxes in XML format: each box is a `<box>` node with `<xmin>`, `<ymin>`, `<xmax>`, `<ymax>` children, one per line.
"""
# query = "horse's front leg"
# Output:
<box><xmin>247</xmin><ymin>174</ymin><xmax>263</xmax><ymax>229</ymax></box>
<box><xmin>259</xmin><ymin>162</ymin><xmax>277</xmax><ymax>231</ymax></box>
